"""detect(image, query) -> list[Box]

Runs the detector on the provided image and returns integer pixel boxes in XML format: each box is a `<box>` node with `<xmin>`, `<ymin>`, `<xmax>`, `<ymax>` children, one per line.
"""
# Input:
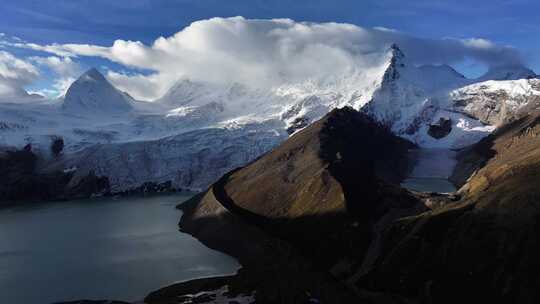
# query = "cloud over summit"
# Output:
<box><xmin>0</xmin><ymin>51</ymin><xmax>39</xmax><ymax>98</ymax></box>
<box><xmin>1</xmin><ymin>17</ymin><xmax>530</xmax><ymax>101</ymax></box>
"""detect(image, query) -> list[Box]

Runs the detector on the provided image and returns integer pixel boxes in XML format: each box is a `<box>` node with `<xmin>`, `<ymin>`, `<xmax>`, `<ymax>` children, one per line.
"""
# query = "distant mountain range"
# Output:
<box><xmin>0</xmin><ymin>44</ymin><xmax>538</xmax><ymax>195</ymax></box>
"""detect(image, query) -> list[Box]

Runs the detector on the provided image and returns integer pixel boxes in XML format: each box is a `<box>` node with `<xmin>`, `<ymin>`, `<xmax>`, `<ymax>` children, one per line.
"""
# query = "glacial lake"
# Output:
<box><xmin>0</xmin><ymin>193</ymin><xmax>239</xmax><ymax>304</ymax></box>
<box><xmin>401</xmin><ymin>148</ymin><xmax>457</xmax><ymax>193</ymax></box>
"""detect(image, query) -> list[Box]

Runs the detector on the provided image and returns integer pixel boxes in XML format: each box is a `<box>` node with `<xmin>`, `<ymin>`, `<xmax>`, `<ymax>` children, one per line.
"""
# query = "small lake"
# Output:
<box><xmin>401</xmin><ymin>149</ymin><xmax>457</xmax><ymax>193</ymax></box>
<box><xmin>0</xmin><ymin>193</ymin><xmax>239</xmax><ymax>304</ymax></box>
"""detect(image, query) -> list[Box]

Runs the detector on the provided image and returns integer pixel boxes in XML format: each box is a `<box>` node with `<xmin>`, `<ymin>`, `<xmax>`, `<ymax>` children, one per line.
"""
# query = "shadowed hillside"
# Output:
<box><xmin>363</xmin><ymin>111</ymin><xmax>540</xmax><ymax>303</ymax></box>
<box><xmin>0</xmin><ymin>145</ymin><xmax>110</xmax><ymax>204</ymax></box>
<box><xmin>155</xmin><ymin>107</ymin><xmax>425</xmax><ymax>303</ymax></box>
<box><xmin>148</xmin><ymin>108</ymin><xmax>540</xmax><ymax>304</ymax></box>
<box><xmin>222</xmin><ymin>107</ymin><xmax>420</xmax><ymax>268</ymax></box>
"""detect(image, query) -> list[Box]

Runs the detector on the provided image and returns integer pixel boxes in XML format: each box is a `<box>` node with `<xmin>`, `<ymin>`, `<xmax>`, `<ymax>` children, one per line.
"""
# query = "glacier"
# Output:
<box><xmin>0</xmin><ymin>44</ymin><xmax>538</xmax><ymax>191</ymax></box>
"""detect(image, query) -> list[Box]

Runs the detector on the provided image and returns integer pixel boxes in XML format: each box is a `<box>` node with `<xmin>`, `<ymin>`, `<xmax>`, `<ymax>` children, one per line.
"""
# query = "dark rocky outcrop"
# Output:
<box><xmin>0</xmin><ymin>146</ymin><xmax>110</xmax><ymax>205</ymax></box>
<box><xmin>427</xmin><ymin>117</ymin><xmax>452</xmax><ymax>139</ymax></box>
<box><xmin>286</xmin><ymin>117</ymin><xmax>309</xmax><ymax>134</ymax></box>
<box><xmin>115</xmin><ymin>181</ymin><xmax>178</xmax><ymax>196</ymax></box>
<box><xmin>51</xmin><ymin>136</ymin><xmax>65</xmax><ymax>157</ymax></box>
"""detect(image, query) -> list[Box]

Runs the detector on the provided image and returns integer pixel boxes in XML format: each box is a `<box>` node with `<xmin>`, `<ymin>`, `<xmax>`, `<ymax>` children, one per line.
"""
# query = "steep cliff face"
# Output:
<box><xmin>363</xmin><ymin>111</ymin><xmax>540</xmax><ymax>303</ymax></box>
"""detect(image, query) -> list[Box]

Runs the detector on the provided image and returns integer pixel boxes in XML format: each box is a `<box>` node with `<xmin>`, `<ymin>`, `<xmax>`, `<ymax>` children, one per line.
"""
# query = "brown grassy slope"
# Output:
<box><xmin>225</xmin><ymin>106</ymin><xmax>414</xmax><ymax>219</ymax></box>
<box><xmin>451</xmin><ymin>111</ymin><xmax>540</xmax><ymax>188</ymax></box>
<box><xmin>170</xmin><ymin>188</ymin><xmax>360</xmax><ymax>304</ymax></box>
<box><xmin>221</xmin><ymin>107</ymin><xmax>421</xmax><ymax>267</ymax></box>
<box><xmin>172</xmin><ymin>107</ymin><xmax>423</xmax><ymax>303</ymax></box>
<box><xmin>364</xmin><ymin>111</ymin><xmax>540</xmax><ymax>304</ymax></box>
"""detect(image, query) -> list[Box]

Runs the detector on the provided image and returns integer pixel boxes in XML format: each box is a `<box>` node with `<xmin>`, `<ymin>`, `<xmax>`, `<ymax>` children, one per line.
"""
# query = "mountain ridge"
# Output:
<box><xmin>1</xmin><ymin>44</ymin><xmax>539</xmax><ymax>193</ymax></box>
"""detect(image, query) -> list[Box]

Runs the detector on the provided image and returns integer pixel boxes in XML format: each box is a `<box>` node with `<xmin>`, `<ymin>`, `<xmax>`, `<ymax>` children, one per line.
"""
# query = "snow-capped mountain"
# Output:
<box><xmin>158</xmin><ymin>79</ymin><xmax>218</xmax><ymax>108</ymax></box>
<box><xmin>1</xmin><ymin>45</ymin><xmax>538</xmax><ymax>191</ymax></box>
<box><xmin>450</xmin><ymin>78</ymin><xmax>540</xmax><ymax>126</ymax></box>
<box><xmin>62</xmin><ymin>68</ymin><xmax>134</xmax><ymax>114</ymax></box>
<box><xmin>477</xmin><ymin>64</ymin><xmax>537</xmax><ymax>82</ymax></box>
<box><xmin>356</xmin><ymin>44</ymin><xmax>491</xmax><ymax>148</ymax></box>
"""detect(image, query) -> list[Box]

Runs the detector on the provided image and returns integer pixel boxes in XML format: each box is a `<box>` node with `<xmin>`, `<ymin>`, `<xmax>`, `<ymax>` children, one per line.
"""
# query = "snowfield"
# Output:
<box><xmin>0</xmin><ymin>44</ymin><xmax>538</xmax><ymax>191</ymax></box>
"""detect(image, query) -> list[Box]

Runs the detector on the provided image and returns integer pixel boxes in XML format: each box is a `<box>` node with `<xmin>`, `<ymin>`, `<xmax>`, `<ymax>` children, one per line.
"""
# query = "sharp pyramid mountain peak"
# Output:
<box><xmin>382</xmin><ymin>43</ymin><xmax>407</xmax><ymax>83</ymax></box>
<box><xmin>389</xmin><ymin>43</ymin><xmax>406</xmax><ymax>64</ymax></box>
<box><xmin>62</xmin><ymin>68</ymin><xmax>133</xmax><ymax>114</ymax></box>
<box><xmin>82</xmin><ymin>67</ymin><xmax>107</xmax><ymax>81</ymax></box>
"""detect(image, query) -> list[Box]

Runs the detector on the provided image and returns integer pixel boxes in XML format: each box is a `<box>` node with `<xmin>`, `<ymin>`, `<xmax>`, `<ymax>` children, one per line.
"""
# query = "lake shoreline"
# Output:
<box><xmin>0</xmin><ymin>193</ymin><xmax>239</xmax><ymax>304</ymax></box>
<box><xmin>0</xmin><ymin>188</ymin><xmax>192</xmax><ymax>210</ymax></box>
<box><xmin>401</xmin><ymin>148</ymin><xmax>458</xmax><ymax>193</ymax></box>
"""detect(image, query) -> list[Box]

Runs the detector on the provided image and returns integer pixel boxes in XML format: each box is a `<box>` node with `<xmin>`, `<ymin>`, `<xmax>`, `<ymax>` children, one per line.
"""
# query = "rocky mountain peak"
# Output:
<box><xmin>62</xmin><ymin>68</ymin><xmax>133</xmax><ymax>114</ymax></box>
<box><xmin>82</xmin><ymin>67</ymin><xmax>106</xmax><ymax>81</ymax></box>
<box><xmin>383</xmin><ymin>43</ymin><xmax>406</xmax><ymax>83</ymax></box>
<box><xmin>389</xmin><ymin>43</ymin><xmax>406</xmax><ymax>64</ymax></box>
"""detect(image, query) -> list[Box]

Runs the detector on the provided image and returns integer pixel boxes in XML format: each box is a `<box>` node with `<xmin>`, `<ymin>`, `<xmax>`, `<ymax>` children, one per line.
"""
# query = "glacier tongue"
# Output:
<box><xmin>48</xmin><ymin>122</ymin><xmax>287</xmax><ymax>192</ymax></box>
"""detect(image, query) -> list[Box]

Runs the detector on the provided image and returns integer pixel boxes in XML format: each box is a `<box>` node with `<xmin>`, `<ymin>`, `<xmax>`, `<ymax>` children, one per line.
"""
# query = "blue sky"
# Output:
<box><xmin>0</xmin><ymin>0</ymin><xmax>539</xmax><ymax>99</ymax></box>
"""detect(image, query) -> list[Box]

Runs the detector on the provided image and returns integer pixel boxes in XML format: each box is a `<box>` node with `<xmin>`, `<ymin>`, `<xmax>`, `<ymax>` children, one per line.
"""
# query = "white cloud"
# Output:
<box><xmin>3</xmin><ymin>17</ymin><xmax>529</xmax><ymax>101</ymax></box>
<box><xmin>0</xmin><ymin>51</ymin><xmax>39</xmax><ymax>80</ymax></box>
<box><xmin>30</xmin><ymin>56</ymin><xmax>79</xmax><ymax>76</ymax></box>
<box><xmin>462</xmin><ymin>38</ymin><xmax>496</xmax><ymax>49</ymax></box>
<box><xmin>30</xmin><ymin>56</ymin><xmax>81</xmax><ymax>96</ymax></box>
<box><xmin>106</xmin><ymin>70</ymin><xmax>167</xmax><ymax>101</ymax></box>
<box><xmin>0</xmin><ymin>51</ymin><xmax>39</xmax><ymax>98</ymax></box>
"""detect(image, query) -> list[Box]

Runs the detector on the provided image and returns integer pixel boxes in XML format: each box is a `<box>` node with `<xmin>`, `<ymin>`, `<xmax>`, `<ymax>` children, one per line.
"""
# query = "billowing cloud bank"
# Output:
<box><xmin>0</xmin><ymin>51</ymin><xmax>39</xmax><ymax>98</ymax></box>
<box><xmin>2</xmin><ymin>17</ymin><xmax>528</xmax><ymax>101</ymax></box>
